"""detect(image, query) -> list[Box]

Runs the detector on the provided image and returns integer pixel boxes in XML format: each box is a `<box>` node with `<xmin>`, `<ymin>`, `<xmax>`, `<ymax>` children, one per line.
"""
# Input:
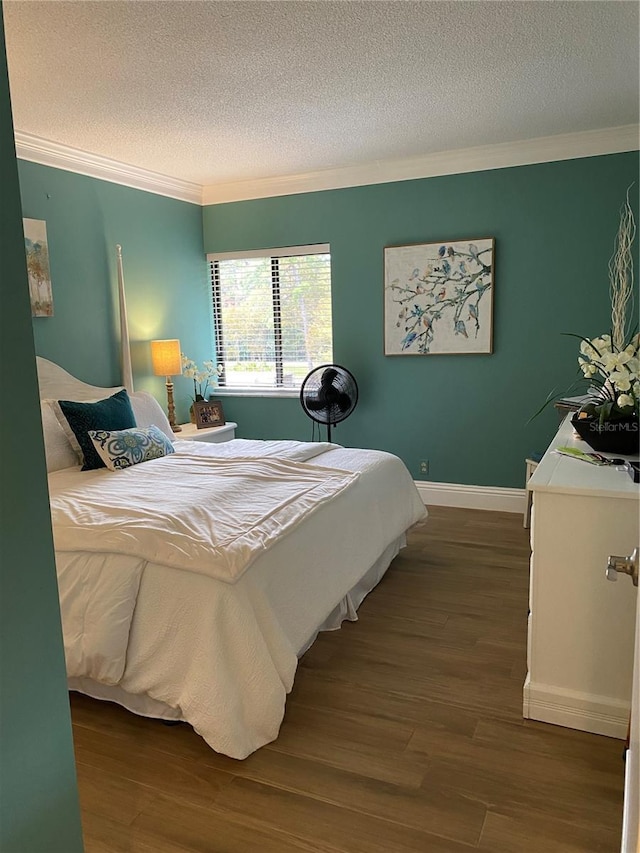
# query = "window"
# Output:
<box><xmin>208</xmin><ymin>244</ymin><xmax>332</xmax><ymax>393</ymax></box>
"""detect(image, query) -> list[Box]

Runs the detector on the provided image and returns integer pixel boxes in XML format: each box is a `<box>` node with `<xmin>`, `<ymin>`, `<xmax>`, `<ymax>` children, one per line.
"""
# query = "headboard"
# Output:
<box><xmin>36</xmin><ymin>356</ymin><xmax>174</xmax><ymax>473</ymax></box>
<box><xmin>36</xmin><ymin>357</ymin><xmax>123</xmax><ymax>401</ymax></box>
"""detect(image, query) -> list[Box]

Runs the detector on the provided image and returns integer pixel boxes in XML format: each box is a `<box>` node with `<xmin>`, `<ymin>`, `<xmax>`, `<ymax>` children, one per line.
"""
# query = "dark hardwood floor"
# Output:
<box><xmin>70</xmin><ymin>506</ymin><xmax>625</xmax><ymax>852</ymax></box>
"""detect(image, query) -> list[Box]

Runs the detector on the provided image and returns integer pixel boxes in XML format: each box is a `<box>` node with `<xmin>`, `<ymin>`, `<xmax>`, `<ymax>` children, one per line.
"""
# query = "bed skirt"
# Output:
<box><xmin>68</xmin><ymin>534</ymin><xmax>405</xmax><ymax>731</ymax></box>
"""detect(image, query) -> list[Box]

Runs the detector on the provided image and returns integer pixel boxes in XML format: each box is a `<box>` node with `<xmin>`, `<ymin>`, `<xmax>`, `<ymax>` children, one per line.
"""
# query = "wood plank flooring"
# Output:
<box><xmin>70</xmin><ymin>506</ymin><xmax>625</xmax><ymax>852</ymax></box>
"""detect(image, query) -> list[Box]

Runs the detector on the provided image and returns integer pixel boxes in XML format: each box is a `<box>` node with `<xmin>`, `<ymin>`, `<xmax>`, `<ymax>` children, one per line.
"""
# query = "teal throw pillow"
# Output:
<box><xmin>89</xmin><ymin>425</ymin><xmax>175</xmax><ymax>471</ymax></box>
<box><xmin>58</xmin><ymin>389</ymin><xmax>137</xmax><ymax>471</ymax></box>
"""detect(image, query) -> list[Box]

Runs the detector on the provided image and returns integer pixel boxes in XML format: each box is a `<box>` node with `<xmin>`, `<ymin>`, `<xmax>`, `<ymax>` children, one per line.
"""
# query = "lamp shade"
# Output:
<box><xmin>151</xmin><ymin>339</ymin><xmax>182</xmax><ymax>377</ymax></box>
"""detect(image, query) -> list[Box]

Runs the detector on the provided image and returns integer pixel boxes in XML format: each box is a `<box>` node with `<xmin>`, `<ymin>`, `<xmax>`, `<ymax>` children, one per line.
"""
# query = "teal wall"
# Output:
<box><xmin>203</xmin><ymin>152</ymin><xmax>639</xmax><ymax>487</ymax></box>
<box><xmin>13</xmin><ymin>133</ymin><xmax>640</xmax><ymax>487</ymax></box>
<box><xmin>18</xmin><ymin>162</ymin><xmax>208</xmax><ymax>424</ymax></box>
<box><xmin>0</xmin><ymin>6</ymin><xmax>84</xmax><ymax>851</ymax></box>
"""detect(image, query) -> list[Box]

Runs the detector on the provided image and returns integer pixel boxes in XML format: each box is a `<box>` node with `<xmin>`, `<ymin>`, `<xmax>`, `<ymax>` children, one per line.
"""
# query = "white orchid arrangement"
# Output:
<box><xmin>181</xmin><ymin>353</ymin><xmax>223</xmax><ymax>401</ymax></box>
<box><xmin>576</xmin><ymin>333</ymin><xmax>639</xmax><ymax>419</ymax></box>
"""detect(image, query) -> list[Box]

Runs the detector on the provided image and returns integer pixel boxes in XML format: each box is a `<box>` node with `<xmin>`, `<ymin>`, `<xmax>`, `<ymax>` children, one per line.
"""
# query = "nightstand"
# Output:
<box><xmin>176</xmin><ymin>421</ymin><xmax>237</xmax><ymax>443</ymax></box>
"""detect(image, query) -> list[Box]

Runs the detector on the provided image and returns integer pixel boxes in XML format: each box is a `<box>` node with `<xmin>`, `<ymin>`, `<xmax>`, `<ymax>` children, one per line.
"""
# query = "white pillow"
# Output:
<box><xmin>129</xmin><ymin>391</ymin><xmax>174</xmax><ymax>439</ymax></box>
<box><xmin>40</xmin><ymin>401</ymin><xmax>79</xmax><ymax>472</ymax></box>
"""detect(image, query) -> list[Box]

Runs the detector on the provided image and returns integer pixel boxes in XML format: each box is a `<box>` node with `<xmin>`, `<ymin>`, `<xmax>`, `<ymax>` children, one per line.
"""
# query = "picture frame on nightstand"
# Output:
<box><xmin>194</xmin><ymin>399</ymin><xmax>225</xmax><ymax>429</ymax></box>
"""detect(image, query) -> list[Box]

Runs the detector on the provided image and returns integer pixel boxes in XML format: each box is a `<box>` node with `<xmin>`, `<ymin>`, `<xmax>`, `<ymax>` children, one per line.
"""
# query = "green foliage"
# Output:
<box><xmin>217</xmin><ymin>255</ymin><xmax>332</xmax><ymax>373</ymax></box>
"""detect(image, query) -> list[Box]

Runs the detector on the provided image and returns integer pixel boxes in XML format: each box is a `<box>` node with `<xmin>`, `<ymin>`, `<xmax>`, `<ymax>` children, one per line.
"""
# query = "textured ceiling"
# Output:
<box><xmin>4</xmin><ymin>0</ymin><xmax>639</xmax><ymax>188</ymax></box>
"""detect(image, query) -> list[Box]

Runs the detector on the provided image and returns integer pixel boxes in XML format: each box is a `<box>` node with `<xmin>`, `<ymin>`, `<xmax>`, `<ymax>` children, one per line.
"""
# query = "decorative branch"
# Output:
<box><xmin>609</xmin><ymin>184</ymin><xmax>636</xmax><ymax>351</ymax></box>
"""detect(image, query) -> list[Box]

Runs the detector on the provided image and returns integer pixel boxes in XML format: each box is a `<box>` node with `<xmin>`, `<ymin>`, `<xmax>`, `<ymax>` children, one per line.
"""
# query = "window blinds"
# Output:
<box><xmin>209</xmin><ymin>245</ymin><xmax>332</xmax><ymax>390</ymax></box>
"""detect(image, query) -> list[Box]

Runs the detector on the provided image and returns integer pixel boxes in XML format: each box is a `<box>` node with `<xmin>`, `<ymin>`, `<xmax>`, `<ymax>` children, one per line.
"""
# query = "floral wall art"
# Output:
<box><xmin>384</xmin><ymin>237</ymin><xmax>494</xmax><ymax>355</ymax></box>
<box><xmin>23</xmin><ymin>217</ymin><xmax>53</xmax><ymax>317</ymax></box>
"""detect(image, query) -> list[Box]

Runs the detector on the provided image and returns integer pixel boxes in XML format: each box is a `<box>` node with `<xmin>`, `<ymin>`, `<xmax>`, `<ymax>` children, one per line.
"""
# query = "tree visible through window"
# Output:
<box><xmin>209</xmin><ymin>245</ymin><xmax>332</xmax><ymax>390</ymax></box>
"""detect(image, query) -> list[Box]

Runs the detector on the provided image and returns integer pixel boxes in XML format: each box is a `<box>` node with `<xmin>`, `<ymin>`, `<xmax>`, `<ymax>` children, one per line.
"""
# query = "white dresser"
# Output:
<box><xmin>525</xmin><ymin>417</ymin><xmax>639</xmax><ymax>738</ymax></box>
<box><xmin>176</xmin><ymin>421</ymin><xmax>237</xmax><ymax>443</ymax></box>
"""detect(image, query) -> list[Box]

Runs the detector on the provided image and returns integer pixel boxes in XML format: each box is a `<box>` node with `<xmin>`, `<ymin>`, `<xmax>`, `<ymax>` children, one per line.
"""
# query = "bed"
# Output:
<box><xmin>38</xmin><ymin>356</ymin><xmax>427</xmax><ymax>759</ymax></box>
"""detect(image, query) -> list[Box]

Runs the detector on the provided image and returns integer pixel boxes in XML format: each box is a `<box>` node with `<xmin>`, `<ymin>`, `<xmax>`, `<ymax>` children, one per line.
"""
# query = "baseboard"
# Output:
<box><xmin>523</xmin><ymin>676</ymin><xmax>630</xmax><ymax>739</ymax></box>
<box><xmin>415</xmin><ymin>480</ymin><xmax>526</xmax><ymax>514</ymax></box>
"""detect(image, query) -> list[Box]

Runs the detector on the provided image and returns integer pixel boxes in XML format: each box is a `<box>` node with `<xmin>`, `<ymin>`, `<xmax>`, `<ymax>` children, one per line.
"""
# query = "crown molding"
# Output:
<box><xmin>13</xmin><ymin>125</ymin><xmax>638</xmax><ymax>207</ymax></box>
<box><xmin>202</xmin><ymin>124</ymin><xmax>640</xmax><ymax>205</ymax></box>
<box><xmin>14</xmin><ymin>131</ymin><xmax>202</xmax><ymax>204</ymax></box>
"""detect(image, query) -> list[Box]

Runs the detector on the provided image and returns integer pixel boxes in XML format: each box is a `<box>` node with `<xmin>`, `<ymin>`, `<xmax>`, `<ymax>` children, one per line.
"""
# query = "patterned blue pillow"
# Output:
<box><xmin>88</xmin><ymin>425</ymin><xmax>175</xmax><ymax>471</ymax></box>
<box><xmin>58</xmin><ymin>389</ymin><xmax>136</xmax><ymax>471</ymax></box>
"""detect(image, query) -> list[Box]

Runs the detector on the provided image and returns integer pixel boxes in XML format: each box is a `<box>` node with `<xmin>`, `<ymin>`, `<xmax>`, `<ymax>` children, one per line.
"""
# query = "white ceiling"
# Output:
<box><xmin>4</xmin><ymin>0</ymin><xmax>639</xmax><ymax>198</ymax></box>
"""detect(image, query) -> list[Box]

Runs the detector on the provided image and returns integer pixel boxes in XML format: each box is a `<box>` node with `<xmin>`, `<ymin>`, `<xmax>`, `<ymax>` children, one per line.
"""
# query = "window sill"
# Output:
<box><xmin>212</xmin><ymin>387</ymin><xmax>300</xmax><ymax>399</ymax></box>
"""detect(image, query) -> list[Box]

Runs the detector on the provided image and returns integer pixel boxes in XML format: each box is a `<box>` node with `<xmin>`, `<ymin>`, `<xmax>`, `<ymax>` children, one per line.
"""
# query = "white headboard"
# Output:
<box><xmin>36</xmin><ymin>357</ymin><xmax>123</xmax><ymax>401</ymax></box>
<box><xmin>35</xmin><ymin>358</ymin><xmax>174</xmax><ymax>463</ymax></box>
<box><xmin>36</xmin><ymin>358</ymin><xmax>125</xmax><ymax>473</ymax></box>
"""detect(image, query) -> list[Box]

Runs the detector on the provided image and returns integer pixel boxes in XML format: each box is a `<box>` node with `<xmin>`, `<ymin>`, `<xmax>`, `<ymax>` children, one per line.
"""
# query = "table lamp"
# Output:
<box><xmin>151</xmin><ymin>339</ymin><xmax>182</xmax><ymax>433</ymax></box>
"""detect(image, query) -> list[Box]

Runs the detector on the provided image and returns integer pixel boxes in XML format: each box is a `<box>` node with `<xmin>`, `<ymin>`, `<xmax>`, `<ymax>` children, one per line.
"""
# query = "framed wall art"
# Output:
<box><xmin>24</xmin><ymin>218</ymin><xmax>54</xmax><ymax>317</ymax></box>
<box><xmin>384</xmin><ymin>237</ymin><xmax>494</xmax><ymax>355</ymax></box>
<box><xmin>194</xmin><ymin>399</ymin><xmax>225</xmax><ymax>429</ymax></box>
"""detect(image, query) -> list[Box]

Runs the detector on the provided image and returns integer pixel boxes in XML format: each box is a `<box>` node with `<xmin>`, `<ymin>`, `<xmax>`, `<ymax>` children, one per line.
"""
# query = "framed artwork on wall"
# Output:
<box><xmin>23</xmin><ymin>218</ymin><xmax>54</xmax><ymax>317</ymax></box>
<box><xmin>384</xmin><ymin>237</ymin><xmax>494</xmax><ymax>355</ymax></box>
<box><xmin>194</xmin><ymin>399</ymin><xmax>225</xmax><ymax>429</ymax></box>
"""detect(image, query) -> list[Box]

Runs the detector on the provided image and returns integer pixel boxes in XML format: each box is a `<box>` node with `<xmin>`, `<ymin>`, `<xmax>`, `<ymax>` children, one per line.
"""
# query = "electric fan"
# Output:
<box><xmin>299</xmin><ymin>364</ymin><xmax>358</xmax><ymax>442</ymax></box>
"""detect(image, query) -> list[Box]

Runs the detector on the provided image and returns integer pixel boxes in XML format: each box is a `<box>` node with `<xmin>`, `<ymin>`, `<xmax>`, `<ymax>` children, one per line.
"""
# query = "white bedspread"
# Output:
<box><xmin>51</xmin><ymin>449</ymin><xmax>358</xmax><ymax>583</ymax></box>
<box><xmin>50</xmin><ymin>440</ymin><xmax>426</xmax><ymax>758</ymax></box>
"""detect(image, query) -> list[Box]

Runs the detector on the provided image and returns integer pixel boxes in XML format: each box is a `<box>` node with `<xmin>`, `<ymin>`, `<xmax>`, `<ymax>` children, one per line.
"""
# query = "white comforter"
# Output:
<box><xmin>51</xmin><ymin>445</ymin><xmax>357</xmax><ymax>583</ymax></box>
<box><xmin>49</xmin><ymin>440</ymin><xmax>426</xmax><ymax>758</ymax></box>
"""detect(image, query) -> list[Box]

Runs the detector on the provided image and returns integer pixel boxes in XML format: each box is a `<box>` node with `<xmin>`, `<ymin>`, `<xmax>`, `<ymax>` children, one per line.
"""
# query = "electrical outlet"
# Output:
<box><xmin>419</xmin><ymin>460</ymin><xmax>429</xmax><ymax>475</ymax></box>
